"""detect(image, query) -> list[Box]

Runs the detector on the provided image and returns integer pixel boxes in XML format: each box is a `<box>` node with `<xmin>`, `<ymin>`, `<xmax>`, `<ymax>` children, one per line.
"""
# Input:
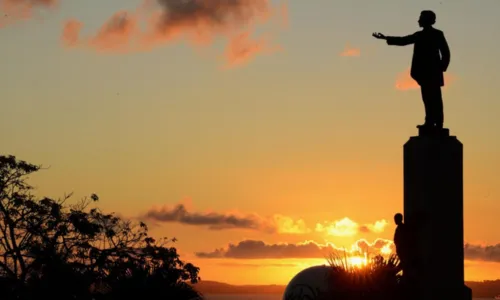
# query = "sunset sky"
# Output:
<box><xmin>2</xmin><ymin>0</ymin><xmax>500</xmax><ymax>285</ymax></box>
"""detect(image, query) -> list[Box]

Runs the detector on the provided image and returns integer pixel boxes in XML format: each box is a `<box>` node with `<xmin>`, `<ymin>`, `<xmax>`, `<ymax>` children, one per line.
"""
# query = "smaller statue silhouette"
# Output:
<box><xmin>393</xmin><ymin>213</ymin><xmax>409</xmax><ymax>269</ymax></box>
<box><xmin>373</xmin><ymin>10</ymin><xmax>450</xmax><ymax>129</ymax></box>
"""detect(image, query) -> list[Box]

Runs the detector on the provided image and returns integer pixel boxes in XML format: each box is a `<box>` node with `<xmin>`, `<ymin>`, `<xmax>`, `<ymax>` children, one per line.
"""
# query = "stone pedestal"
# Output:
<box><xmin>403</xmin><ymin>127</ymin><xmax>471</xmax><ymax>300</ymax></box>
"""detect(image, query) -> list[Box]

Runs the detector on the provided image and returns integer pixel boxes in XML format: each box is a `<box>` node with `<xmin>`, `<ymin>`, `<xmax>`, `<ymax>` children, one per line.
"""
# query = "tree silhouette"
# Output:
<box><xmin>0</xmin><ymin>155</ymin><xmax>203</xmax><ymax>300</ymax></box>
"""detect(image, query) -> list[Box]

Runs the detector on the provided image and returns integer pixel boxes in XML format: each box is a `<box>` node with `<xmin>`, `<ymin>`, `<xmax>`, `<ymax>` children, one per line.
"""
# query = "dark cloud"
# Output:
<box><xmin>143</xmin><ymin>204</ymin><xmax>311</xmax><ymax>234</ymax></box>
<box><xmin>145</xmin><ymin>204</ymin><xmax>271</xmax><ymax>231</ymax></box>
<box><xmin>464</xmin><ymin>243</ymin><xmax>500</xmax><ymax>263</ymax></box>
<box><xmin>217</xmin><ymin>262</ymin><xmax>299</xmax><ymax>268</ymax></box>
<box><xmin>196</xmin><ymin>240</ymin><xmax>500</xmax><ymax>263</ymax></box>
<box><xmin>145</xmin><ymin>204</ymin><xmax>390</xmax><ymax>236</ymax></box>
<box><xmin>155</xmin><ymin>0</ymin><xmax>270</xmax><ymax>33</ymax></box>
<box><xmin>195</xmin><ymin>239</ymin><xmax>394</xmax><ymax>259</ymax></box>
<box><xmin>61</xmin><ymin>0</ymin><xmax>285</xmax><ymax>67</ymax></box>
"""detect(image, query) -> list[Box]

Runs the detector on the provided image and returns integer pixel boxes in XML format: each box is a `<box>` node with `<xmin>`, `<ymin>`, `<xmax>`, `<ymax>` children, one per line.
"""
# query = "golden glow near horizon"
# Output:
<box><xmin>326</xmin><ymin>239</ymin><xmax>394</xmax><ymax>270</ymax></box>
<box><xmin>315</xmin><ymin>217</ymin><xmax>389</xmax><ymax>237</ymax></box>
<box><xmin>347</xmin><ymin>254</ymin><xmax>368</xmax><ymax>268</ymax></box>
<box><xmin>343</xmin><ymin>244</ymin><xmax>392</xmax><ymax>268</ymax></box>
<box><xmin>380</xmin><ymin>244</ymin><xmax>392</xmax><ymax>255</ymax></box>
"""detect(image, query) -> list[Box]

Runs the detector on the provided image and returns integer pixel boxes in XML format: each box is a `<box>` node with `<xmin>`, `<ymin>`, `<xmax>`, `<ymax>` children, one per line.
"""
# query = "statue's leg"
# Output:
<box><xmin>434</xmin><ymin>86</ymin><xmax>444</xmax><ymax>128</ymax></box>
<box><xmin>420</xmin><ymin>86</ymin><xmax>433</xmax><ymax>125</ymax></box>
<box><xmin>425</xmin><ymin>85</ymin><xmax>443</xmax><ymax>128</ymax></box>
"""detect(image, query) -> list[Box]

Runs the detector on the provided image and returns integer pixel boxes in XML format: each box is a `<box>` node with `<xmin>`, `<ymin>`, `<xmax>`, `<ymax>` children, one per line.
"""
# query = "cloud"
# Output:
<box><xmin>340</xmin><ymin>44</ymin><xmax>360</xmax><ymax>57</ymax></box>
<box><xmin>217</xmin><ymin>262</ymin><xmax>300</xmax><ymax>268</ymax></box>
<box><xmin>221</xmin><ymin>31</ymin><xmax>281</xmax><ymax>69</ymax></box>
<box><xmin>359</xmin><ymin>219</ymin><xmax>389</xmax><ymax>234</ymax></box>
<box><xmin>144</xmin><ymin>203</ymin><xmax>386</xmax><ymax>236</ymax></box>
<box><xmin>464</xmin><ymin>243</ymin><xmax>500</xmax><ymax>263</ymax></box>
<box><xmin>273</xmin><ymin>214</ymin><xmax>310</xmax><ymax>234</ymax></box>
<box><xmin>61</xmin><ymin>19</ymin><xmax>82</xmax><ymax>47</ymax></box>
<box><xmin>395</xmin><ymin>68</ymin><xmax>456</xmax><ymax>90</ymax></box>
<box><xmin>145</xmin><ymin>203</ymin><xmax>270</xmax><ymax>231</ymax></box>
<box><xmin>62</xmin><ymin>9</ymin><xmax>143</xmax><ymax>53</ymax></box>
<box><xmin>315</xmin><ymin>217</ymin><xmax>388</xmax><ymax>237</ymax></box>
<box><xmin>0</xmin><ymin>0</ymin><xmax>57</xmax><ymax>28</ymax></box>
<box><xmin>143</xmin><ymin>203</ymin><xmax>310</xmax><ymax>234</ymax></box>
<box><xmin>61</xmin><ymin>0</ymin><xmax>287</xmax><ymax>67</ymax></box>
<box><xmin>196</xmin><ymin>239</ymin><xmax>500</xmax><ymax>263</ymax></box>
<box><xmin>196</xmin><ymin>238</ymin><xmax>394</xmax><ymax>259</ymax></box>
<box><xmin>276</xmin><ymin>1</ymin><xmax>288</xmax><ymax>27</ymax></box>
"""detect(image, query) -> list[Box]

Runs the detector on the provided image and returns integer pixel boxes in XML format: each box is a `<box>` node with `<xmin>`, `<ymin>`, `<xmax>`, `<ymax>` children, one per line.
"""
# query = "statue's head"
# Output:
<box><xmin>418</xmin><ymin>10</ymin><xmax>436</xmax><ymax>27</ymax></box>
<box><xmin>394</xmin><ymin>213</ymin><xmax>403</xmax><ymax>225</ymax></box>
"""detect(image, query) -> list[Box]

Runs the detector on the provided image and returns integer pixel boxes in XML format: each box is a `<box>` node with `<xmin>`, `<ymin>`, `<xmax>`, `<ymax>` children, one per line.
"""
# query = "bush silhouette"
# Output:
<box><xmin>320</xmin><ymin>253</ymin><xmax>402</xmax><ymax>300</ymax></box>
<box><xmin>0</xmin><ymin>155</ymin><xmax>203</xmax><ymax>300</ymax></box>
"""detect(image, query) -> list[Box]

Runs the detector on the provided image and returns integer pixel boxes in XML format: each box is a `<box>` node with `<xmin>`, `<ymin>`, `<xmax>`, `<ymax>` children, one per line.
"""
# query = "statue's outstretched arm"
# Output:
<box><xmin>439</xmin><ymin>32</ymin><xmax>451</xmax><ymax>72</ymax></box>
<box><xmin>386</xmin><ymin>33</ymin><xmax>416</xmax><ymax>46</ymax></box>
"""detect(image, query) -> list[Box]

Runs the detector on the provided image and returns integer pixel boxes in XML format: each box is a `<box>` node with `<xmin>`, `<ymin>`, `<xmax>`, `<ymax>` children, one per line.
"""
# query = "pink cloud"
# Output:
<box><xmin>222</xmin><ymin>31</ymin><xmax>281</xmax><ymax>69</ymax></box>
<box><xmin>395</xmin><ymin>68</ymin><xmax>456</xmax><ymax>91</ymax></box>
<box><xmin>0</xmin><ymin>0</ymin><xmax>57</xmax><ymax>27</ymax></box>
<box><xmin>143</xmin><ymin>202</ymin><xmax>309</xmax><ymax>234</ymax></box>
<box><xmin>61</xmin><ymin>0</ymin><xmax>286</xmax><ymax>68</ymax></box>
<box><xmin>340</xmin><ymin>44</ymin><xmax>360</xmax><ymax>57</ymax></box>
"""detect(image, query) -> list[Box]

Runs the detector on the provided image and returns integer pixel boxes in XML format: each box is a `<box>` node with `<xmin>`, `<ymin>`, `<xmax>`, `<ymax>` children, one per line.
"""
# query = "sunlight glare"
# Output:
<box><xmin>380</xmin><ymin>244</ymin><xmax>392</xmax><ymax>255</ymax></box>
<box><xmin>347</xmin><ymin>254</ymin><xmax>368</xmax><ymax>268</ymax></box>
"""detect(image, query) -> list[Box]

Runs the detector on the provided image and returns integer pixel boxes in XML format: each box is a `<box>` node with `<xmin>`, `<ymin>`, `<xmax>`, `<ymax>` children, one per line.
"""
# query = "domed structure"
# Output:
<box><xmin>282</xmin><ymin>265</ymin><xmax>331</xmax><ymax>300</ymax></box>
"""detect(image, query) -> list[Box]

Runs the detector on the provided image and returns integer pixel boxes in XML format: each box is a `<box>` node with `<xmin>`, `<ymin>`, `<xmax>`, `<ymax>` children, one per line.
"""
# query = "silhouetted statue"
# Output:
<box><xmin>373</xmin><ymin>10</ymin><xmax>451</xmax><ymax>129</ymax></box>
<box><xmin>393</xmin><ymin>213</ymin><xmax>420</xmax><ymax>300</ymax></box>
<box><xmin>393</xmin><ymin>213</ymin><xmax>409</xmax><ymax>268</ymax></box>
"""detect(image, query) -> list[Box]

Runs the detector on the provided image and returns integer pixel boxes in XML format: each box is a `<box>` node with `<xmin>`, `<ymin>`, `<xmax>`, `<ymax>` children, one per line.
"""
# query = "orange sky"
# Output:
<box><xmin>2</xmin><ymin>0</ymin><xmax>500</xmax><ymax>286</ymax></box>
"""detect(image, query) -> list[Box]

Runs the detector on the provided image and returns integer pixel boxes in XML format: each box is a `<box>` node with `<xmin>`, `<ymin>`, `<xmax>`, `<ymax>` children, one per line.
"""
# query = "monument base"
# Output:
<box><xmin>417</xmin><ymin>126</ymin><xmax>450</xmax><ymax>137</ymax></box>
<box><xmin>464</xmin><ymin>285</ymin><xmax>472</xmax><ymax>300</ymax></box>
<box><xmin>403</xmin><ymin>127</ymin><xmax>465</xmax><ymax>300</ymax></box>
<box><xmin>402</xmin><ymin>284</ymin><xmax>472</xmax><ymax>300</ymax></box>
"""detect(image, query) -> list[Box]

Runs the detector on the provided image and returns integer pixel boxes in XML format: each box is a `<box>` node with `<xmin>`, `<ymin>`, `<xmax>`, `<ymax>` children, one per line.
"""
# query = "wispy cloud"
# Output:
<box><xmin>143</xmin><ymin>203</ymin><xmax>310</xmax><ymax>234</ymax></box>
<box><xmin>61</xmin><ymin>0</ymin><xmax>287</xmax><ymax>67</ymax></box>
<box><xmin>464</xmin><ymin>243</ymin><xmax>500</xmax><ymax>263</ymax></box>
<box><xmin>0</xmin><ymin>0</ymin><xmax>57</xmax><ymax>28</ymax></box>
<box><xmin>217</xmin><ymin>262</ymin><xmax>300</xmax><ymax>268</ymax></box>
<box><xmin>196</xmin><ymin>239</ymin><xmax>500</xmax><ymax>263</ymax></box>
<box><xmin>61</xmin><ymin>3</ymin><xmax>149</xmax><ymax>53</ymax></box>
<box><xmin>395</xmin><ymin>68</ymin><xmax>456</xmax><ymax>90</ymax></box>
<box><xmin>195</xmin><ymin>238</ymin><xmax>394</xmax><ymax>259</ymax></box>
<box><xmin>315</xmin><ymin>217</ymin><xmax>388</xmax><ymax>237</ymax></box>
<box><xmin>273</xmin><ymin>214</ymin><xmax>310</xmax><ymax>234</ymax></box>
<box><xmin>222</xmin><ymin>31</ymin><xmax>281</xmax><ymax>69</ymax></box>
<box><xmin>359</xmin><ymin>219</ymin><xmax>389</xmax><ymax>234</ymax></box>
<box><xmin>340</xmin><ymin>43</ymin><xmax>360</xmax><ymax>57</ymax></box>
<box><xmin>277</xmin><ymin>1</ymin><xmax>288</xmax><ymax>27</ymax></box>
<box><xmin>144</xmin><ymin>203</ymin><xmax>387</xmax><ymax>236</ymax></box>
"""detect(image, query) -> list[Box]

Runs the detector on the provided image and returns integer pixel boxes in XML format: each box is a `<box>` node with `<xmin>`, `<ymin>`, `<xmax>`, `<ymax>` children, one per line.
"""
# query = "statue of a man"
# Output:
<box><xmin>372</xmin><ymin>10</ymin><xmax>451</xmax><ymax>129</ymax></box>
<box><xmin>393</xmin><ymin>213</ymin><xmax>409</xmax><ymax>269</ymax></box>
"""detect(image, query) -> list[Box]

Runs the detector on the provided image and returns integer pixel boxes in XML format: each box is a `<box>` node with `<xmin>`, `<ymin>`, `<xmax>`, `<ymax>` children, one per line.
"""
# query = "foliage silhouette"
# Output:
<box><xmin>0</xmin><ymin>155</ymin><xmax>203</xmax><ymax>300</ymax></box>
<box><xmin>282</xmin><ymin>254</ymin><xmax>402</xmax><ymax>300</ymax></box>
<box><xmin>320</xmin><ymin>254</ymin><xmax>402</xmax><ymax>300</ymax></box>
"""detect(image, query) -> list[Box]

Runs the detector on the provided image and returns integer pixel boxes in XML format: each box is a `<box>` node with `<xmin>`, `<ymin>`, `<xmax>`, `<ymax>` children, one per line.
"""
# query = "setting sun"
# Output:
<box><xmin>347</xmin><ymin>255</ymin><xmax>368</xmax><ymax>268</ymax></box>
<box><xmin>380</xmin><ymin>244</ymin><xmax>392</xmax><ymax>255</ymax></box>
